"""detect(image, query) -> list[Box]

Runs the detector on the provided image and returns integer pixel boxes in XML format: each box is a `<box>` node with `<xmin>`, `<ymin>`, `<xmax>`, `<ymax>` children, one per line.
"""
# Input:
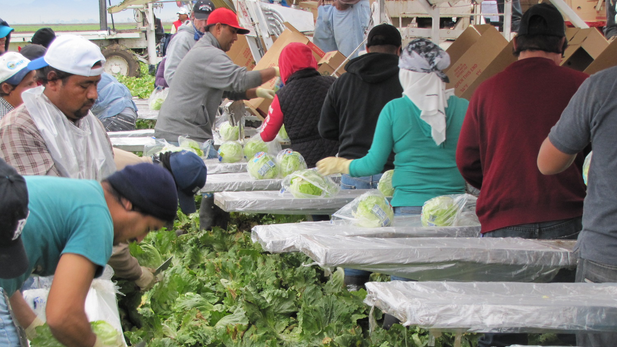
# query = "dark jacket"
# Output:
<box><xmin>318</xmin><ymin>52</ymin><xmax>402</xmax><ymax>171</ymax></box>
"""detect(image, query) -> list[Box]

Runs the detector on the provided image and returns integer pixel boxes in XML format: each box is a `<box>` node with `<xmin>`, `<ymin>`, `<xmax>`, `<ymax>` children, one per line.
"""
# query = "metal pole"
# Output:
<box><xmin>99</xmin><ymin>0</ymin><xmax>108</xmax><ymax>30</ymax></box>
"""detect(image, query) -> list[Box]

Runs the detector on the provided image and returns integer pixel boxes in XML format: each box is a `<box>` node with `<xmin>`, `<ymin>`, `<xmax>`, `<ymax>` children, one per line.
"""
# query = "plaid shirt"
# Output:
<box><xmin>0</xmin><ymin>96</ymin><xmax>14</xmax><ymax>121</ymax></box>
<box><xmin>0</xmin><ymin>104</ymin><xmax>62</xmax><ymax>176</ymax></box>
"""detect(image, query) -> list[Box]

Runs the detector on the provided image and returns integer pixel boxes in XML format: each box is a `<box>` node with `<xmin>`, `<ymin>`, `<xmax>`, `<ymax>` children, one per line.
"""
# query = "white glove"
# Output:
<box><xmin>256</xmin><ymin>87</ymin><xmax>275</xmax><ymax>100</ymax></box>
<box><xmin>25</xmin><ymin>316</ymin><xmax>44</xmax><ymax>340</ymax></box>
<box><xmin>316</xmin><ymin>157</ymin><xmax>352</xmax><ymax>176</ymax></box>
<box><xmin>134</xmin><ymin>266</ymin><xmax>156</xmax><ymax>291</ymax></box>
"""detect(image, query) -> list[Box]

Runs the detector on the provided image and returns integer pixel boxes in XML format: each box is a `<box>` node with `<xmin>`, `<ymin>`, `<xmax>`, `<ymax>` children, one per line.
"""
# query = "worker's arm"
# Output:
<box><xmin>9</xmin><ymin>290</ymin><xmax>38</xmax><ymax>330</ymax></box>
<box><xmin>260</xmin><ymin>96</ymin><xmax>284</xmax><ymax>142</ymax></box>
<box><xmin>537</xmin><ymin>137</ymin><xmax>577</xmax><ymax>175</ymax></box>
<box><xmin>45</xmin><ymin>253</ymin><xmax>98</xmax><ymax>347</ymax></box>
<box><xmin>258</xmin><ymin>67</ymin><xmax>278</xmax><ymax>84</ymax></box>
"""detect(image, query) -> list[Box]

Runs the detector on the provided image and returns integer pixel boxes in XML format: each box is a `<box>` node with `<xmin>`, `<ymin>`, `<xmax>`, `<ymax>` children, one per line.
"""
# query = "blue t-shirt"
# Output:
<box><xmin>0</xmin><ymin>176</ymin><xmax>113</xmax><ymax>295</ymax></box>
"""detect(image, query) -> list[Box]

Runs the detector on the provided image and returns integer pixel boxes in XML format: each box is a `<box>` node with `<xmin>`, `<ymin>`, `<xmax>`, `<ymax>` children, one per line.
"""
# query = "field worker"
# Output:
<box><xmin>456</xmin><ymin>4</ymin><xmax>588</xmax><ymax>346</ymax></box>
<box><xmin>19</xmin><ymin>43</ymin><xmax>47</xmax><ymax>61</ymax></box>
<box><xmin>91</xmin><ymin>72</ymin><xmax>139</xmax><ymax>132</ymax></box>
<box><xmin>538</xmin><ymin>66</ymin><xmax>617</xmax><ymax>347</ymax></box>
<box><xmin>0</xmin><ymin>162</ymin><xmax>178</xmax><ymax>347</ymax></box>
<box><xmin>30</xmin><ymin>27</ymin><xmax>56</xmax><ymax>48</ymax></box>
<box><xmin>259</xmin><ymin>42</ymin><xmax>339</xmax><ymax>168</ymax></box>
<box><xmin>0</xmin><ymin>52</ymin><xmax>36</xmax><ymax>119</ymax></box>
<box><xmin>171</xmin><ymin>7</ymin><xmax>191</xmax><ymax>34</ymax></box>
<box><xmin>155</xmin><ymin>7</ymin><xmax>278</xmax><ymax>230</ymax></box>
<box><xmin>0</xmin><ymin>18</ymin><xmax>14</xmax><ymax>55</ymax></box>
<box><xmin>318</xmin><ymin>24</ymin><xmax>402</xmax><ymax>290</ymax></box>
<box><xmin>164</xmin><ymin>0</ymin><xmax>216</xmax><ymax>85</ymax></box>
<box><xmin>0</xmin><ymin>34</ymin><xmax>115</xmax><ymax>179</ymax></box>
<box><xmin>312</xmin><ymin>0</ymin><xmax>370</xmax><ymax>59</ymax></box>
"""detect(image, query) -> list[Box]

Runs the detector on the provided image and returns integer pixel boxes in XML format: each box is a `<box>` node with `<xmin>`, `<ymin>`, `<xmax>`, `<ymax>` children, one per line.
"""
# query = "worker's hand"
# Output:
<box><xmin>92</xmin><ymin>333</ymin><xmax>124</xmax><ymax>347</ymax></box>
<box><xmin>25</xmin><ymin>316</ymin><xmax>44</xmax><ymax>340</ymax></box>
<box><xmin>316</xmin><ymin>157</ymin><xmax>352</xmax><ymax>176</ymax></box>
<box><xmin>256</xmin><ymin>88</ymin><xmax>275</xmax><ymax>100</ymax></box>
<box><xmin>135</xmin><ymin>266</ymin><xmax>157</xmax><ymax>291</ymax></box>
<box><xmin>273</xmin><ymin>66</ymin><xmax>280</xmax><ymax>77</ymax></box>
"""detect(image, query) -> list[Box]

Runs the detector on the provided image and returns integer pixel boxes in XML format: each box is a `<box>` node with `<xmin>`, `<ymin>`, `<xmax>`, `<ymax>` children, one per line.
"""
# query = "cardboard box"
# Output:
<box><xmin>444</xmin><ymin>25</ymin><xmax>517</xmax><ymax>100</ymax></box>
<box><xmin>565</xmin><ymin>0</ymin><xmax>607</xmax><ymax>23</ymax></box>
<box><xmin>561</xmin><ymin>28</ymin><xmax>608</xmax><ymax>71</ymax></box>
<box><xmin>245</xmin><ymin>22</ymin><xmax>325</xmax><ymax>117</ymax></box>
<box><xmin>584</xmin><ymin>38</ymin><xmax>617</xmax><ymax>74</ymax></box>
<box><xmin>298</xmin><ymin>1</ymin><xmax>319</xmax><ymax>22</ymax></box>
<box><xmin>226</xmin><ymin>35</ymin><xmax>256</xmax><ymax>71</ymax></box>
<box><xmin>317</xmin><ymin>51</ymin><xmax>347</xmax><ymax>76</ymax></box>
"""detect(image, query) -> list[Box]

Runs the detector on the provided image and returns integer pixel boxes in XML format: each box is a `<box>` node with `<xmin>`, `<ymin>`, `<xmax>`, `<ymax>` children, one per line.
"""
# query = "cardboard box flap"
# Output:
<box><xmin>459</xmin><ymin>40</ymin><xmax>517</xmax><ymax>100</ymax></box>
<box><xmin>226</xmin><ymin>35</ymin><xmax>256</xmax><ymax>71</ymax></box>
<box><xmin>562</xmin><ymin>28</ymin><xmax>608</xmax><ymax>72</ymax></box>
<box><xmin>318</xmin><ymin>50</ymin><xmax>347</xmax><ymax>76</ymax></box>
<box><xmin>584</xmin><ymin>38</ymin><xmax>617</xmax><ymax>75</ymax></box>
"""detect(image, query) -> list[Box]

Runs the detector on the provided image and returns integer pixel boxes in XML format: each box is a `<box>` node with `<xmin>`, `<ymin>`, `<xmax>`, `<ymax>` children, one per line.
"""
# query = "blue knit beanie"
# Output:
<box><xmin>106</xmin><ymin>163</ymin><xmax>178</xmax><ymax>222</ymax></box>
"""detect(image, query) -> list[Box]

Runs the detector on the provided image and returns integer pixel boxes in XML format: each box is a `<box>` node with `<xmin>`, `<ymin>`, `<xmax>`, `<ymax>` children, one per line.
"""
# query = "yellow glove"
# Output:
<box><xmin>135</xmin><ymin>266</ymin><xmax>156</xmax><ymax>291</ymax></box>
<box><xmin>316</xmin><ymin>157</ymin><xmax>352</xmax><ymax>176</ymax></box>
<box><xmin>273</xmin><ymin>66</ymin><xmax>280</xmax><ymax>77</ymax></box>
<box><xmin>256</xmin><ymin>88</ymin><xmax>275</xmax><ymax>100</ymax></box>
<box><xmin>25</xmin><ymin>316</ymin><xmax>44</xmax><ymax>340</ymax></box>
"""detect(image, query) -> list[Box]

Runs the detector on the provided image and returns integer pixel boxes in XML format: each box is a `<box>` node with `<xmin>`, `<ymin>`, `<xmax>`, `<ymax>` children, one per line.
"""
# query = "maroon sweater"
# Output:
<box><xmin>456</xmin><ymin>58</ymin><xmax>588</xmax><ymax>233</ymax></box>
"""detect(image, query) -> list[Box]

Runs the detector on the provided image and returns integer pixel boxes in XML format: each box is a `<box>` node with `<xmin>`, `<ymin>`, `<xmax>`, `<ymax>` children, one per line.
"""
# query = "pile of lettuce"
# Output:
<box><xmin>218</xmin><ymin>141</ymin><xmax>244</xmax><ymax>163</ymax></box>
<box><xmin>247</xmin><ymin>152</ymin><xmax>279</xmax><ymax>179</ymax></box>
<box><xmin>276</xmin><ymin>149</ymin><xmax>307</xmax><ymax>178</ymax></box>
<box><xmin>32</xmin><ymin>321</ymin><xmax>122</xmax><ymax>347</ymax></box>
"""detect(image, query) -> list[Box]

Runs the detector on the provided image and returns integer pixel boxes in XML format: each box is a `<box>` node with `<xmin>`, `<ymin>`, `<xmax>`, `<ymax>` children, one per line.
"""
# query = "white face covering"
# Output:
<box><xmin>398</xmin><ymin>69</ymin><xmax>454</xmax><ymax>146</ymax></box>
<box><xmin>23</xmin><ymin>86</ymin><xmax>116</xmax><ymax>180</ymax></box>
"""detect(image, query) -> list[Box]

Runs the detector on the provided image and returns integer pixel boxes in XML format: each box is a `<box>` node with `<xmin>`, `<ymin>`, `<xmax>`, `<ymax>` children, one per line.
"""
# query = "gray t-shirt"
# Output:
<box><xmin>548</xmin><ymin>66</ymin><xmax>617</xmax><ymax>266</ymax></box>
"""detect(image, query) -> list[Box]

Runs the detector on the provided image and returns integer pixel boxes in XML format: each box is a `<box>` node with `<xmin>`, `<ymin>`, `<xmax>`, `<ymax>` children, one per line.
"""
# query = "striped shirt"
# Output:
<box><xmin>0</xmin><ymin>96</ymin><xmax>13</xmax><ymax>121</ymax></box>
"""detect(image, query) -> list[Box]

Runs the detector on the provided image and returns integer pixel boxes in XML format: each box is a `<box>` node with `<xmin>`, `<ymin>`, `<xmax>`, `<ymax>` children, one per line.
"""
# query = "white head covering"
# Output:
<box><xmin>398</xmin><ymin>38</ymin><xmax>454</xmax><ymax>146</ymax></box>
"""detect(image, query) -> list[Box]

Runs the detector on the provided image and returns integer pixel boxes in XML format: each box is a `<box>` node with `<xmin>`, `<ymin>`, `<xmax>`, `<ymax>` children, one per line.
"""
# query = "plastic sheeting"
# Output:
<box><xmin>200</xmin><ymin>172</ymin><xmax>282</xmax><ymax>193</ymax></box>
<box><xmin>364</xmin><ymin>281</ymin><xmax>617</xmax><ymax>333</ymax></box>
<box><xmin>252</xmin><ymin>215</ymin><xmax>481</xmax><ymax>253</ymax></box>
<box><xmin>215</xmin><ymin>189</ymin><xmax>372</xmax><ymax>214</ymax></box>
<box><xmin>298</xmin><ymin>236</ymin><xmax>576</xmax><ymax>282</ymax></box>
<box><xmin>110</xmin><ymin>137</ymin><xmax>156</xmax><ymax>152</ymax></box>
<box><xmin>204</xmin><ymin>158</ymin><xmax>247</xmax><ymax>174</ymax></box>
<box><xmin>107</xmin><ymin>129</ymin><xmax>155</xmax><ymax>138</ymax></box>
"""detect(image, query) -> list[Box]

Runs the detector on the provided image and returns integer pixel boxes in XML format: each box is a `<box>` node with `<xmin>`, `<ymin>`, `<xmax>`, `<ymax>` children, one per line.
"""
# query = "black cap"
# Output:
<box><xmin>20</xmin><ymin>44</ymin><xmax>47</xmax><ymax>60</ymax></box>
<box><xmin>169</xmin><ymin>151</ymin><xmax>207</xmax><ymax>215</ymax></box>
<box><xmin>0</xmin><ymin>158</ymin><xmax>29</xmax><ymax>279</ymax></box>
<box><xmin>193</xmin><ymin>0</ymin><xmax>215</xmax><ymax>20</ymax></box>
<box><xmin>30</xmin><ymin>28</ymin><xmax>56</xmax><ymax>48</ymax></box>
<box><xmin>518</xmin><ymin>3</ymin><xmax>565</xmax><ymax>37</ymax></box>
<box><xmin>366</xmin><ymin>24</ymin><xmax>402</xmax><ymax>48</ymax></box>
<box><xmin>106</xmin><ymin>163</ymin><xmax>178</xmax><ymax>223</ymax></box>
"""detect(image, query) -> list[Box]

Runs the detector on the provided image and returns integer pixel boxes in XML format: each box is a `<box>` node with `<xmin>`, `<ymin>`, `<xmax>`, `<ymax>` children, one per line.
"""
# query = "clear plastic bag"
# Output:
<box><xmin>243</xmin><ymin>133</ymin><xmax>282</xmax><ymax>160</ymax></box>
<box><xmin>377</xmin><ymin>169</ymin><xmax>394</xmax><ymax>197</ymax></box>
<box><xmin>281</xmin><ymin>168</ymin><xmax>340</xmax><ymax>198</ymax></box>
<box><xmin>247</xmin><ymin>152</ymin><xmax>279</xmax><ymax>179</ymax></box>
<box><xmin>332</xmin><ymin>190</ymin><xmax>394</xmax><ymax>228</ymax></box>
<box><xmin>275</xmin><ymin>124</ymin><xmax>290</xmax><ymax>144</ymax></box>
<box><xmin>144</xmin><ymin>137</ymin><xmax>209</xmax><ymax>158</ymax></box>
<box><xmin>276</xmin><ymin>149</ymin><xmax>307</xmax><ymax>178</ymax></box>
<box><xmin>218</xmin><ymin>141</ymin><xmax>244</xmax><ymax>163</ymax></box>
<box><xmin>148</xmin><ymin>87</ymin><xmax>168</xmax><ymax>111</ymax></box>
<box><xmin>420</xmin><ymin>194</ymin><xmax>478</xmax><ymax>227</ymax></box>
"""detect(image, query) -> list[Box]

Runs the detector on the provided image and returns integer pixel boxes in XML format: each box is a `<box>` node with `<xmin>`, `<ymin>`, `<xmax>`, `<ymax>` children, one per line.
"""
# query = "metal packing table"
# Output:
<box><xmin>298</xmin><ymin>236</ymin><xmax>577</xmax><ymax>282</ymax></box>
<box><xmin>200</xmin><ymin>172</ymin><xmax>282</xmax><ymax>193</ymax></box>
<box><xmin>364</xmin><ymin>281</ymin><xmax>617</xmax><ymax>333</ymax></box>
<box><xmin>203</xmin><ymin>159</ymin><xmax>247</xmax><ymax>174</ymax></box>
<box><xmin>252</xmin><ymin>215</ymin><xmax>481</xmax><ymax>253</ymax></box>
<box><xmin>214</xmin><ymin>189</ymin><xmax>374</xmax><ymax>215</ymax></box>
<box><xmin>107</xmin><ymin>129</ymin><xmax>155</xmax><ymax>137</ymax></box>
<box><xmin>110</xmin><ymin>136</ymin><xmax>156</xmax><ymax>152</ymax></box>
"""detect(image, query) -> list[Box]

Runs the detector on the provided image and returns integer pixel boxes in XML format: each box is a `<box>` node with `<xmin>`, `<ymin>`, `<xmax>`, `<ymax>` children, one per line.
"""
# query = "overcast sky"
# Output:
<box><xmin>0</xmin><ymin>0</ymin><xmax>184</xmax><ymax>24</ymax></box>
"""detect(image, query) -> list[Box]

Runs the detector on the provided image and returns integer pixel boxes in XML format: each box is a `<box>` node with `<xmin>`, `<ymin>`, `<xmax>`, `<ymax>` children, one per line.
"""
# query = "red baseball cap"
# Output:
<box><xmin>206</xmin><ymin>8</ymin><xmax>250</xmax><ymax>34</ymax></box>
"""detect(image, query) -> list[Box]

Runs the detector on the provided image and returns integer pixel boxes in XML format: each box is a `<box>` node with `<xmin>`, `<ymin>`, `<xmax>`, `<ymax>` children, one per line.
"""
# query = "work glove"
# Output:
<box><xmin>135</xmin><ymin>266</ymin><xmax>157</xmax><ymax>291</ymax></box>
<box><xmin>25</xmin><ymin>317</ymin><xmax>44</xmax><ymax>340</ymax></box>
<box><xmin>256</xmin><ymin>87</ymin><xmax>275</xmax><ymax>100</ymax></box>
<box><xmin>273</xmin><ymin>66</ymin><xmax>280</xmax><ymax>77</ymax></box>
<box><xmin>316</xmin><ymin>157</ymin><xmax>352</xmax><ymax>176</ymax></box>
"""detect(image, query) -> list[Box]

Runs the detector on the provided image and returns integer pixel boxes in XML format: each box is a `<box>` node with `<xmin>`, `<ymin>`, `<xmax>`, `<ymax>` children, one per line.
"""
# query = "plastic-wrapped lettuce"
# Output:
<box><xmin>282</xmin><ymin>169</ymin><xmax>340</xmax><ymax>198</ymax></box>
<box><xmin>32</xmin><ymin>321</ymin><xmax>123</xmax><ymax>347</ymax></box>
<box><xmin>583</xmin><ymin>151</ymin><xmax>592</xmax><ymax>185</ymax></box>
<box><xmin>243</xmin><ymin>136</ymin><xmax>269</xmax><ymax>160</ymax></box>
<box><xmin>218</xmin><ymin>141</ymin><xmax>244</xmax><ymax>163</ymax></box>
<box><xmin>247</xmin><ymin>152</ymin><xmax>279</xmax><ymax>179</ymax></box>
<box><xmin>276</xmin><ymin>149</ymin><xmax>307</xmax><ymax>178</ymax></box>
<box><xmin>420</xmin><ymin>194</ymin><xmax>477</xmax><ymax>227</ymax></box>
<box><xmin>332</xmin><ymin>191</ymin><xmax>394</xmax><ymax>228</ymax></box>
<box><xmin>377</xmin><ymin>170</ymin><xmax>394</xmax><ymax>197</ymax></box>
<box><xmin>179</xmin><ymin>136</ymin><xmax>204</xmax><ymax>157</ymax></box>
<box><xmin>219</xmin><ymin>121</ymin><xmax>240</xmax><ymax>142</ymax></box>
<box><xmin>276</xmin><ymin>125</ymin><xmax>290</xmax><ymax>142</ymax></box>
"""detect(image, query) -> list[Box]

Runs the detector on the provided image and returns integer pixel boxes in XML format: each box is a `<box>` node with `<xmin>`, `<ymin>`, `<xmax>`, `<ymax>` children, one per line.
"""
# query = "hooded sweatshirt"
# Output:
<box><xmin>164</xmin><ymin>21</ymin><xmax>199</xmax><ymax>85</ymax></box>
<box><xmin>260</xmin><ymin>43</ymin><xmax>338</xmax><ymax>167</ymax></box>
<box><xmin>348</xmin><ymin>86</ymin><xmax>469</xmax><ymax>207</ymax></box>
<box><xmin>318</xmin><ymin>52</ymin><xmax>401</xmax><ymax>171</ymax></box>
<box><xmin>155</xmin><ymin>32</ymin><xmax>262</xmax><ymax>142</ymax></box>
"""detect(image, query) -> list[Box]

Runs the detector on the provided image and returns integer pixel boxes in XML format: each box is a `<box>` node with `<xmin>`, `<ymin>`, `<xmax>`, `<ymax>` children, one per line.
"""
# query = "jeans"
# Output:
<box><xmin>604</xmin><ymin>0</ymin><xmax>617</xmax><ymax>39</ymax></box>
<box><xmin>575</xmin><ymin>258</ymin><xmax>617</xmax><ymax>346</ymax></box>
<box><xmin>0</xmin><ymin>289</ymin><xmax>20</xmax><ymax>347</ymax></box>
<box><xmin>340</xmin><ymin>173</ymin><xmax>382</xmax><ymax>190</ymax></box>
<box><xmin>478</xmin><ymin>217</ymin><xmax>582</xmax><ymax>347</ymax></box>
<box><xmin>393</xmin><ymin>206</ymin><xmax>421</xmax><ymax>216</ymax></box>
